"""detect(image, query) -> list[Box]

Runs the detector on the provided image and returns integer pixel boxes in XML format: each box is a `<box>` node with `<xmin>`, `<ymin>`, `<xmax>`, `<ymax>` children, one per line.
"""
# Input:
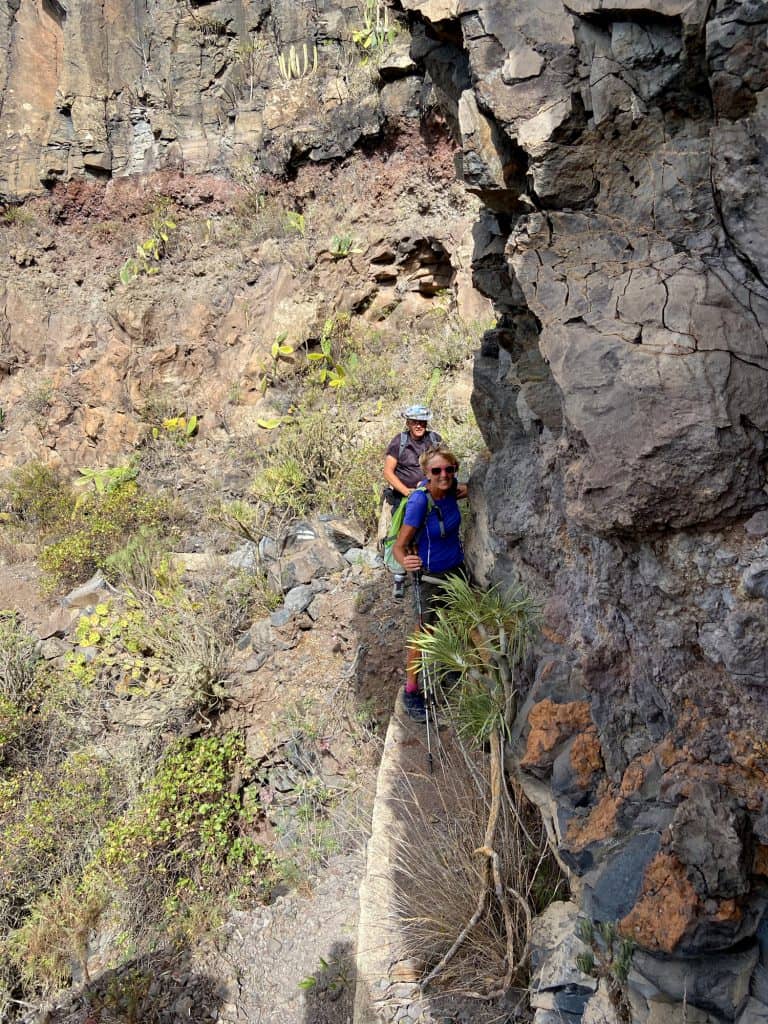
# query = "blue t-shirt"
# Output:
<box><xmin>403</xmin><ymin>485</ymin><xmax>463</xmax><ymax>573</ymax></box>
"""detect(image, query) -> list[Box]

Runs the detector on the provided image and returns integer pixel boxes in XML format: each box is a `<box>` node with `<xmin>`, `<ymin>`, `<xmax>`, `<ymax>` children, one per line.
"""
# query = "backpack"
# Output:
<box><xmin>382</xmin><ymin>484</ymin><xmax>445</xmax><ymax>575</ymax></box>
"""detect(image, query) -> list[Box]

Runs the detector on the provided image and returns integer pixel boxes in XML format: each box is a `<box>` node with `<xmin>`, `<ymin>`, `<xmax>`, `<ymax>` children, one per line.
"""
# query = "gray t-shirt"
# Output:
<box><xmin>385</xmin><ymin>430</ymin><xmax>441</xmax><ymax>489</ymax></box>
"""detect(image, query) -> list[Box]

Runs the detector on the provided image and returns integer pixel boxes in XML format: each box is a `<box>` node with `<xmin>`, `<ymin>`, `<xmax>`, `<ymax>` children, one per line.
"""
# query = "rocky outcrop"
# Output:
<box><xmin>399</xmin><ymin>0</ymin><xmax>768</xmax><ymax>1018</ymax></box>
<box><xmin>0</xmin><ymin>0</ymin><xmax>403</xmax><ymax>199</ymax></box>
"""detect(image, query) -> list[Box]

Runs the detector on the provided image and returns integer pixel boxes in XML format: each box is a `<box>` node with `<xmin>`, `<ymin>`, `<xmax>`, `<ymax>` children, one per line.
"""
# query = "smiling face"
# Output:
<box><xmin>424</xmin><ymin>453</ymin><xmax>458</xmax><ymax>496</ymax></box>
<box><xmin>407</xmin><ymin>418</ymin><xmax>428</xmax><ymax>439</ymax></box>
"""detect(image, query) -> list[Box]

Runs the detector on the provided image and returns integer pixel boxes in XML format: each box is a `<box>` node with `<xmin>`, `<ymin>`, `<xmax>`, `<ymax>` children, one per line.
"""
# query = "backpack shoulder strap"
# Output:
<box><xmin>428</xmin><ymin>430</ymin><xmax>439</xmax><ymax>447</ymax></box>
<box><xmin>397</xmin><ymin>431</ymin><xmax>409</xmax><ymax>460</ymax></box>
<box><xmin>414</xmin><ymin>484</ymin><xmax>445</xmax><ymax>541</ymax></box>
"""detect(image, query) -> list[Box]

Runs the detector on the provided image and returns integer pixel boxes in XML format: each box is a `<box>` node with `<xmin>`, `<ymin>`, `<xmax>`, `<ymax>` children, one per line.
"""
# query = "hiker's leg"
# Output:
<box><xmin>405</xmin><ymin>576</ymin><xmax>440</xmax><ymax>692</ymax></box>
<box><xmin>405</xmin><ymin>640</ymin><xmax>420</xmax><ymax>692</ymax></box>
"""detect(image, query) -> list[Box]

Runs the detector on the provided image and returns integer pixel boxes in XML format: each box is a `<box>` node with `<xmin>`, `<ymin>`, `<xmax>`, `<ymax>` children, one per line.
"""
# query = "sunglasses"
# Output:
<box><xmin>430</xmin><ymin>465</ymin><xmax>456</xmax><ymax>476</ymax></box>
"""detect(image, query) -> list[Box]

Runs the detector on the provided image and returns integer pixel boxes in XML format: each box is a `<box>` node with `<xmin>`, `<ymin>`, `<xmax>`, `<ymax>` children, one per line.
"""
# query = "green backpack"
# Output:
<box><xmin>382</xmin><ymin>484</ymin><xmax>444</xmax><ymax>575</ymax></box>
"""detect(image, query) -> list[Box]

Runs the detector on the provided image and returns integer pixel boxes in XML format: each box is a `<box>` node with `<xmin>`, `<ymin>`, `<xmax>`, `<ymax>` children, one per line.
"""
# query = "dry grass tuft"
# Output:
<box><xmin>393</xmin><ymin>744</ymin><xmax>564</xmax><ymax>999</ymax></box>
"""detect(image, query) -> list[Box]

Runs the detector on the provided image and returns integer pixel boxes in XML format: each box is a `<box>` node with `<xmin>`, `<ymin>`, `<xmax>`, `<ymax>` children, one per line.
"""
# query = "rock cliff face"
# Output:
<box><xmin>2</xmin><ymin>0</ymin><xmax>768</xmax><ymax>1019</ymax></box>
<box><xmin>409</xmin><ymin>0</ymin><xmax>768</xmax><ymax>1018</ymax></box>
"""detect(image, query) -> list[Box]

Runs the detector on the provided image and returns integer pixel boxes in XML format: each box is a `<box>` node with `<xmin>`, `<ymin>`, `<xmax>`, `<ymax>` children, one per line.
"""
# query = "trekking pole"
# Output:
<box><xmin>412</xmin><ymin>570</ymin><xmax>434</xmax><ymax>774</ymax></box>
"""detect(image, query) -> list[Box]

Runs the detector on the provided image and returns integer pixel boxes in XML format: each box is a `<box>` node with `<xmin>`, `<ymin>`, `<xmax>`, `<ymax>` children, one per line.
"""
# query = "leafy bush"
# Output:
<box><xmin>422</xmin><ymin>314</ymin><xmax>490</xmax><ymax>373</ymax></box>
<box><xmin>315</xmin><ymin>438</ymin><xmax>382</xmax><ymax>532</ymax></box>
<box><xmin>38</xmin><ymin>481</ymin><xmax>169</xmax><ymax>591</ymax></box>
<box><xmin>251</xmin><ymin>413</ymin><xmax>383</xmax><ymax>531</ymax></box>
<box><xmin>0</xmin><ymin>751</ymin><xmax>115</xmax><ymax>936</ymax></box>
<box><xmin>410</xmin><ymin>575</ymin><xmax>538</xmax><ymax>745</ymax></box>
<box><xmin>76</xmin><ymin>462</ymin><xmax>138</xmax><ymax>495</ymax></box>
<box><xmin>4</xmin><ymin>463</ymin><xmax>172</xmax><ymax>591</ymax></box>
<box><xmin>0</xmin><ymin>695</ymin><xmax>25</xmax><ymax>765</ymax></box>
<box><xmin>103</xmin><ymin>528</ymin><xmax>173</xmax><ymax>592</ymax></box>
<box><xmin>4</xmin><ymin>462</ymin><xmax>73</xmax><ymax>532</ymax></box>
<box><xmin>340</xmin><ymin>328</ymin><xmax>402</xmax><ymax>403</ymax></box>
<box><xmin>119</xmin><ymin>198</ymin><xmax>177</xmax><ymax>285</ymax></box>
<box><xmin>100</xmin><ymin>733</ymin><xmax>274</xmax><ymax>936</ymax></box>
<box><xmin>352</xmin><ymin>0</ymin><xmax>398</xmax><ymax>52</ymax></box>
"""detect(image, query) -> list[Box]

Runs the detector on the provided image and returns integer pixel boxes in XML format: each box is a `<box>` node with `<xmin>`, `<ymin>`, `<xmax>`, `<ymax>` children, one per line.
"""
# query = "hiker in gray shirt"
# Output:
<box><xmin>382</xmin><ymin>404</ymin><xmax>441</xmax><ymax>510</ymax></box>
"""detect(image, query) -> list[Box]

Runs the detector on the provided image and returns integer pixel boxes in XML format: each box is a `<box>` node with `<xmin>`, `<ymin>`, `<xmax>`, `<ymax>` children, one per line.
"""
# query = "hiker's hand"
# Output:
<box><xmin>457</xmin><ymin>483</ymin><xmax>468</xmax><ymax>499</ymax></box>
<box><xmin>403</xmin><ymin>553</ymin><xmax>422</xmax><ymax>571</ymax></box>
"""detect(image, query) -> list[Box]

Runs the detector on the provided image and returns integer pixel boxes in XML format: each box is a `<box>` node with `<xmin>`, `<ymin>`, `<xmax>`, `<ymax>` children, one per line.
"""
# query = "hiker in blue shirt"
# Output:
<box><xmin>392</xmin><ymin>444</ymin><xmax>467</xmax><ymax>721</ymax></box>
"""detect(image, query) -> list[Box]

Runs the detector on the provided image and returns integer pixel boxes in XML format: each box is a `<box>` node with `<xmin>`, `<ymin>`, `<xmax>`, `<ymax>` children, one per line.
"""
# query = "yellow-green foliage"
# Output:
<box><xmin>152</xmin><ymin>413</ymin><xmax>199</xmax><ymax>444</ymax></box>
<box><xmin>422</xmin><ymin>313</ymin><xmax>493</xmax><ymax>373</ymax></box>
<box><xmin>251</xmin><ymin>413</ymin><xmax>383</xmax><ymax>530</ymax></box>
<box><xmin>73</xmin><ymin>599</ymin><xmax>148</xmax><ymax>693</ymax></box>
<box><xmin>101</xmin><ymin>734</ymin><xmax>273</xmax><ymax>917</ymax></box>
<box><xmin>352</xmin><ymin>0</ymin><xmax>398</xmax><ymax>52</ymax></box>
<box><xmin>4</xmin><ymin>463</ymin><xmax>170</xmax><ymax>591</ymax></box>
<box><xmin>103</xmin><ymin>527</ymin><xmax>174</xmax><ymax>592</ymax></box>
<box><xmin>119</xmin><ymin>199</ymin><xmax>177</xmax><ymax>285</ymax></box>
<box><xmin>5</xmin><ymin>462</ymin><xmax>73</xmax><ymax>532</ymax></box>
<box><xmin>0</xmin><ymin>695</ymin><xmax>24</xmax><ymax>763</ymax></box>
<box><xmin>0</xmin><ymin>751</ymin><xmax>114</xmax><ymax>925</ymax></box>
<box><xmin>38</xmin><ymin>481</ymin><xmax>169</xmax><ymax>590</ymax></box>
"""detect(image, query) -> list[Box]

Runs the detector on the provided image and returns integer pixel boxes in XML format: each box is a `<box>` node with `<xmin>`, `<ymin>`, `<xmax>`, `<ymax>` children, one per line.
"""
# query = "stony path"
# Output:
<box><xmin>213</xmin><ymin>850</ymin><xmax>364</xmax><ymax>1024</ymax></box>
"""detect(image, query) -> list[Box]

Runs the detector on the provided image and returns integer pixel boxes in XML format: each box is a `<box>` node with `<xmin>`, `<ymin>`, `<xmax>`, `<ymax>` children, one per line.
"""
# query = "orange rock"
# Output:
<box><xmin>570</xmin><ymin>728</ymin><xmax>604</xmax><ymax>789</ymax></box>
<box><xmin>541</xmin><ymin>624</ymin><xmax>567</xmax><ymax>643</ymax></box>
<box><xmin>521</xmin><ymin>698</ymin><xmax>593</xmax><ymax>770</ymax></box>
<box><xmin>712</xmin><ymin>899</ymin><xmax>741</xmax><ymax>924</ymax></box>
<box><xmin>620</xmin><ymin>853</ymin><xmax>699</xmax><ymax>953</ymax></box>
<box><xmin>565</xmin><ymin>790</ymin><xmax>620</xmax><ymax>851</ymax></box>
<box><xmin>620</xmin><ymin>750</ymin><xmax>655</xmax><ymax>797</ymax></box>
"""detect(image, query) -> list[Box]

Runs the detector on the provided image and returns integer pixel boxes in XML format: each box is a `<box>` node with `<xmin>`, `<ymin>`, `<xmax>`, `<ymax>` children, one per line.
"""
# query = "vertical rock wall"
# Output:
<box><xmin>0</xmin><ymin>0</ymin><xmax>382</xmax><ymax>197</ymax></box>
<box><xmin>402</xmin><ymin>0</ymin><xmax>768</xmax><ymax>1019</ymax></box>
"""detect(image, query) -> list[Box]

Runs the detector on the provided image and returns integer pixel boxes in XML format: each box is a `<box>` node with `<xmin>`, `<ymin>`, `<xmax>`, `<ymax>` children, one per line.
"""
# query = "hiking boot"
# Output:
<box><xmin>392</xmin><ymin>574</ymin><xmax>406</xmax><ymax>600</ymax></box>
<box><xmin>403</xmin><ymin>688</ymin><xmax>427</xmax><ymax>723</ymax></box>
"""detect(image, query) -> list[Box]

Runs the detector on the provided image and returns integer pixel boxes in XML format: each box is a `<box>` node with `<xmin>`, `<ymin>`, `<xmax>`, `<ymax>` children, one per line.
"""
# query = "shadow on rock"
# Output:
<box><xmin>302</xmin><ymin>939</ymin><xmax>357</xmax><ymax>1024</ymax></box>
<box><xmin>46</xmin><ymin>949</ymin><xmax>223</xmax><ymax>1024</ymax></box>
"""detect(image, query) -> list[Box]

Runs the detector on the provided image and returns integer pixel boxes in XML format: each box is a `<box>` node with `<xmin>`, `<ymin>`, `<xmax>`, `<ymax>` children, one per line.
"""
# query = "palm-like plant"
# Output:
<box><xmin>409</xmin><ymin>574</ymin><xmax>538</xmax><ymax>745</ymax></box>
<box><xmin>408</xmin><ymin>575</ymin><xmax>540</xmax><ymax>996</ymax></box>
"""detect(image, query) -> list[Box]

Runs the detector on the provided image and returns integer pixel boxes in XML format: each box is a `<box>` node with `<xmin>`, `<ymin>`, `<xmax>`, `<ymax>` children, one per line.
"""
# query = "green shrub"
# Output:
<box><xmin>39</xmin><ymin>481</ymin><xmax>169</xmax><ymax>590</ymax></box>
<box><xmin>103</xmin><ymin>528</ymin><xmax>173</xmax><ymax>592</ymax></box>
<box><xmin>0</xmin><ymin>695</ymin><xmax>24</xmax><ymax>764</ymax></box>
<box><xmin>422</xmin><ymin>314</ymin><xmax>490</xmax><ymax>373</ymax></box>
<box><xmin>409</xmin><ymin>575</ymin><xmax>538</xmax><ymax>746</ymax></box>
<box><xmin>341</xmin><ymin>329</ymin><xmax>402</xmax><ymax>403</ymax></box>
<box><xmin>100</xmin><ymin>733</ymin><xmax>274</xmax><ymax>935</ymax></box>
<box><xmin>251</xmin><ymin>412</ymin><xmax>383</xmax><ymax>531</ymax></box>
<box><xmin>119</xmin><ymin>198</ymin><xmax>177</xmax><ymax>285</ymax></box>
<box><xmin>0</xmin><ymin>751</ymin><xmax>114</xmax><ymax>933</ymax></box>
<box><xmin>352</xmin><ymin>0</ymin><xmax>398</xmax><ymax>52</ymax></box>
<box><xmin>4</xmin><ymin>462</ymin><xmax>73</xmax><ymax>532</ymax></box>
<box><xmin>315</xmin><ymin>438</ymin><xmax>382</xmax><ymax>531</ymax></box>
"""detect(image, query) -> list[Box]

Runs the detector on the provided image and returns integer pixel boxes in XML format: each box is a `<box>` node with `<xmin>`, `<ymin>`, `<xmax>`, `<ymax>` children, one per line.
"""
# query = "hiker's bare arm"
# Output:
<box><xmin>393</xmin><ymin>525</ymin><xmax>421</xmax><ymax>571</ymax></box>
<box><xmin>384</xmin><ymin>455</ymin><xmax>412</xmax><ymax>496</ymax></box>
